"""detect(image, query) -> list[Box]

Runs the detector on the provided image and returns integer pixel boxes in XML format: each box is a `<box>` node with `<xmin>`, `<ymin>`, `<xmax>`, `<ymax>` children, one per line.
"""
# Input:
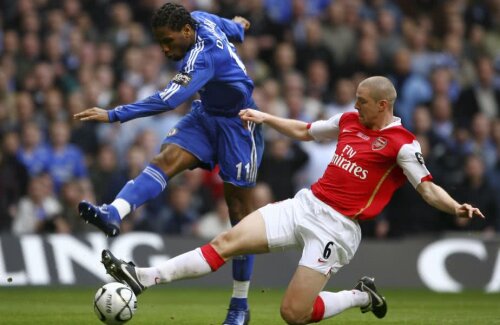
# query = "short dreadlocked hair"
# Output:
<box><xmin>151</xmin><ymin>3</ymin><xmax>197</xmax><ymax>31</ymax></box>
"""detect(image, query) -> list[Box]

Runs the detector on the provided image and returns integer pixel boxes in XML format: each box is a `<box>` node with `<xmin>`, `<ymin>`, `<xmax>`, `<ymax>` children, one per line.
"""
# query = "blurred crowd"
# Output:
<box><xmin>0</xmin><ymin>0</ymin><xmax>499</xmax><ymax>239</ymax></box>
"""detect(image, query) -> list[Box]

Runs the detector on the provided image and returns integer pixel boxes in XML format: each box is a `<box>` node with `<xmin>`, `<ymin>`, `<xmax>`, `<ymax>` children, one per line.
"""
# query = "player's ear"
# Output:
<box><xmin>377</xmin><ymin>100</ymin><xmax>385</xmax><ymax>112</ymax></box>
<box><xmin>183</xmin><ymin>24</ymin><xmax>192</xmax><ymax>38</ymax></box>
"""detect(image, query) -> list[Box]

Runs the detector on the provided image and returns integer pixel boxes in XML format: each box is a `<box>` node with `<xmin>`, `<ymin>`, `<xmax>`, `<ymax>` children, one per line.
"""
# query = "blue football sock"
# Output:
<box><xmin>116</xmin><ymin>163</ymin><xmax>168</xmax><ymax>210</ymax></box>
<box><xmin>230</xmin><ymin>246</ymin><xmax>254</xmax><ymax>310</ymax></box>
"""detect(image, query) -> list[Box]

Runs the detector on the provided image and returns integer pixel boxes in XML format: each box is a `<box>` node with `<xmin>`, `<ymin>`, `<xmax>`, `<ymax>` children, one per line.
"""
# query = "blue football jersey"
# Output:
<box><xmin>108</xmin><ymin>11</ymin><xmax>254</xmax><ymax>122</ymax></box>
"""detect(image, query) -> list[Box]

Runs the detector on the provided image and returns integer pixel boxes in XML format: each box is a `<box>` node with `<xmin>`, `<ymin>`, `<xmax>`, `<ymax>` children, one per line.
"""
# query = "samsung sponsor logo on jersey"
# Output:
<box><xmin>172</xmin><ymin>72</ymin><xmax>192</xmax><ymax>87</ymax></box>
<box><xmin>330</xmin><ymin>154</ymin><xmax>368</xmax><ymax>179</ymax></box>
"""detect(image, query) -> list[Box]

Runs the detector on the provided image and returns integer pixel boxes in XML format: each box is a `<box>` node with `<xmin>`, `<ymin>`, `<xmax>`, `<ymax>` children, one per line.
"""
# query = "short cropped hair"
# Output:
<box><xmin>151</xmin><ymin>3</ymin><xmax>197</xmax><ymax>31</ymax></box>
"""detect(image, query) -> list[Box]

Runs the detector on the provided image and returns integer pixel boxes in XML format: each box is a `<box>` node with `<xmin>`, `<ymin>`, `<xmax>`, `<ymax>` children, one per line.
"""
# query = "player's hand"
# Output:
<box><xmin>455</xmin><ymin>203</ymin><xmax>485</xmax><ymax>219</ymax></box>
<box><xmin>239</xmin><ymin>108</ymin><xmax>267</xmax><ymax>130</ymax></box>
<box><xmin>73</xmin><ymin>107</ymin><xmax>110</xmax><ymax>122</ymax></box>
<box><xmin>239</xmin><ymin>108</ymin><xmax>267</xmax><ymax>125</ymax></box>
<box><xmin>233</xmin><ymin>16</ymin><xmax>250</xmax><ymax>31</ymax></box>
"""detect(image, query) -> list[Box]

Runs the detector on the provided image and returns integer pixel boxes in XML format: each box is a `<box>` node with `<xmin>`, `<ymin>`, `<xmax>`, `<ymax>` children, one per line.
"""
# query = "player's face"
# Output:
<box><xmin>355</xmin><ymin>86</ymin><xmax>379</xmax><ymax>128</ymax></box>
<box><xmin>153</xmin><ymin>25</ymin><xmax>194</xmax><ymax>61</ymax></box>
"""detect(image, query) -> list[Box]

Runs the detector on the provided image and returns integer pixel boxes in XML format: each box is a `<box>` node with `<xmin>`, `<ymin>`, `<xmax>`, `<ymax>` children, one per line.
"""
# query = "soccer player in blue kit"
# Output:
<box><xmin>74</xmin><ymin>3</ymin><xmax>262</xmax><ymax>324</ymax></box>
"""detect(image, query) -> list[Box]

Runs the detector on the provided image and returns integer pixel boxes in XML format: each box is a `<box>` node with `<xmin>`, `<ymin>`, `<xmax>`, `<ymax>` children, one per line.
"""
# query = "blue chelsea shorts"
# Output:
<box><xmin>162</xmin><ymin>100</ymin><xmax>264</xmax><ymax>187</ymax></box>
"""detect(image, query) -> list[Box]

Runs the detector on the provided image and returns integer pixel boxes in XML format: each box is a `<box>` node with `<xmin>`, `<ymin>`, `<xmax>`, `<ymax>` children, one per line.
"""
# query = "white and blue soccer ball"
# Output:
<box><xmin>94</xmin><ymin>282</ymin><xmax>137</xmax><ymax>324</ymax></box>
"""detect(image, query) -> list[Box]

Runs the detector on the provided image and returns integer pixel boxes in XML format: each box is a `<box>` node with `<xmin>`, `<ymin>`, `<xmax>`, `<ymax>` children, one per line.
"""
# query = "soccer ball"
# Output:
<box><xmin>94</xmin><ymin>282</ymin><xmax>137</xmax><ymax>324</ymax></box>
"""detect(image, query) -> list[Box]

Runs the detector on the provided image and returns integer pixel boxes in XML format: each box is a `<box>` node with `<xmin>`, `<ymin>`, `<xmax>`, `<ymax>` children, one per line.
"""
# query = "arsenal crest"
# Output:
<box><xmin>371</xmin><ymin>137</ymin><xmax>387</xmax><ymax>150</ymax></box>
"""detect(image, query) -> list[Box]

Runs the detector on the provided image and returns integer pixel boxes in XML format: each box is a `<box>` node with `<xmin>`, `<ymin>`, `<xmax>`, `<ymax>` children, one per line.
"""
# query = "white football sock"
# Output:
<box><xmin>232</xmin><ymin>280</ymin><xmax>250</xmax><ymax>299</ymax></box>
<box><xmin>137</xmin><ymin>248</ymin><xmax>212</xmax><ymax>287</ymax></box>
<box><xmin>136</xmin><ymin>267</ymin><xmax>161</xmax><ymax>287</ymax></box>
<box><xmin>319</xmin><ymin>290</ymin><xmax>370</xmax><ymax>319</ymax></box>
<box><xmin>111</xmin><ymin>198</ymin><xmax>131</xmax><ymax>220</ymax></box>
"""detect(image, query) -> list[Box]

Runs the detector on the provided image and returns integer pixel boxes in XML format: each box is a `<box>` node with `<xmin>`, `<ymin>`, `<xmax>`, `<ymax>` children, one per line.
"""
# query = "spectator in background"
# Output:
<box><xmin>41</xmin><ymin>88</ymin><xmax>67</xmax><ymax>124</ymax></box>
<box><xmin>89</xmin><ymin>144</ymin><xmax>121</xmax><ymax>204</ymax></box>
<box><xmin>452</xmin><ymin>155</ymin><xmax>498</xmax><ymax>236</ymax></box>
<box><xmin>295</xmin><ymin>19</ymin><xmax>335</xmax><ymax>77</ymax></box>
<box><xmin>404</xmin><ymin>18</ymin><xmax>435</xmax><ymax>77</ymax></box>
<box><xmin>14</xmin><ymin>92</ymin><xmax>39</xmax><ymax>131</ymax></box>
<box><xmin>68</xmin><ymin>91</ymin><xmax>99</xmax><ymax>159</ymax></box>
<box><xmin>489</xmin><ymin>119</ymin><xmax>500</xmax><ymax>193</ymax></box>
<box><xmin>341</xmin><ymin>37</ymin><xmax>385</xmax><ymax>79</ymax></box>
<box><xmin>47</xmin><ymin>121</ymin><xmax>87</xmax><ymax>192</ymax></box>
<box><xmin>429</xmin><ymin>66</ymin><xmax>460</xmax><ymax>104</ymax></box>
<box><xmin>282</xmin><ymin>71</ymin><xmax>322</xmax><ymax>121</ymax></box>
<box><xmin>258</xmin><ymin>136</ymin><xmax>308</xmax><ymax>201</ymax></box>
<box><xmin>239</xmin><ymin>0</ymin><xmax>287</xmax><ymax>65</ymax></box>
<box><xmin>0</xmin><ymin>131</ymin><xmax>28</xmax><ymax>232</ymax></box>
<box><xmin>305</xmin><ymin>59</ymin><xmax>331</xmax><ymax>103</ymax></box>
<box><xmin>16</xmin><ymin>33</ymin><xmax>41</xmax><ymax>83</ymax></box>
<box><xmin>194</xmin><ymin>197</ymin><xmax>231</xmax><ymax>240</ymax></box>
<box><xmin>137</xmin><ymin>183</ymin><xmax>199</xmax><ymax>235</ymax></box>
<box><xmin>105</xmin><ymin>2</ymin><xmax>135</xmax><ymax>50</ymax></box>
<box><xmin>12</xmin><ymin>174</ymin><xmax>68</xmax><ymax>235</ymax></box>
<box><xmin>96</xmin><ymin>81</ymin><xmax>147</xmax><ymax>162</ymax></box>
<box><xmin>440</xmin><ymin>33</ymin><xmax>476</xmax><ymax>89</ymax></box>
<box><xmin>17</xmin><ymin>121</ymin><xmax>50</xmax><ymax>176</ymax></box>
<box><xmin>389</xmin><ymin>47</ymin><xmax>432</xmax><ymax>130</ymax></box>
<box><xmin>376</xmin><ymin>8</ymin><xmax>403</xmax><ymax>63</ymax></box>
<box><xmin>455</xmin><ymin>55</ymin><xmax>500</xmax><ymax>128</ymax></box>
<box><xmin>461</xmin><ymin>113</ymin><xmax>497</xmax><ymax>172</ymax></box>
<box><xmin>60</xmin><ymin>179</ymin><xmax>94</xmax><ymax>233</ymax></box>
<box><xmin>271</xmin><ymin>42</ymin><xmax>298</xmax><ymax>81</ymax></box>
<box><xmin>107</xmin><ymin>145</ymin><xmax>148</xmax><ymax>202</ymax></box>
<box><xmin>136</xmin><ymin>59</ymin><xmax>165</xmax><ymax>100</ymax></box>
<box><xmin>95</xmin><ymin>65</ymin><xmax>115</xmax><ymax>108</ymax></box>
<box><xmin>325</xmin><ymin>78</ymin><xmax>356</xmax><ymax>118</ymax></box>
<box><xmin>430</xmin><ymin>95</ymin><xmax>455</xmax><ymax>147</ymax></box>
<box><xmin>321</xmin><ymin>1</ymin><xmax>356</xmax><ymax>67</ymax></box>
<box><xmin>237</xmin><ymin>35</ymin><xmax>270</xmax><ymax>85</ymax></box>
<box><xmin>252</xmin><ymin>182</ymin><xmax>274</xmax><ymax>208</ymax></box>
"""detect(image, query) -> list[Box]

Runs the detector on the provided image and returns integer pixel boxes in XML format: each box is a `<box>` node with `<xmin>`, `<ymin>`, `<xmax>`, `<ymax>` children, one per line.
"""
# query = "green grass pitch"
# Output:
<box><xmin>0</xmin><ymin>286</ymin><xmax>498</xmax><ymax>324</ymax></box>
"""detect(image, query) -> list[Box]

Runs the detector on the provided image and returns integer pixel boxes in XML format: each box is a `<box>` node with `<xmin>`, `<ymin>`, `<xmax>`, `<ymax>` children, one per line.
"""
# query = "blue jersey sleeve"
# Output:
<box><xmin>108</xmin><ymin>41</ymin><xmax>215</xmax><ymax>123</ymax></box>
<box><xmin>192</xmin><ymin>11</ymin><xmax>245</xmax><ymax>43</ymax></box>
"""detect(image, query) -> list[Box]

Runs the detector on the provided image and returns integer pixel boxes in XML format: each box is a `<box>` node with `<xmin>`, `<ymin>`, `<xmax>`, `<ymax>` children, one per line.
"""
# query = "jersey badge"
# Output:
<box><xmin>167</xmin><ymin>128</ymin><xmax>178</xmax><ymax>137</ymax></box>
<box><xmin>415</xmin><ymin>152</ymin><xmax>425</xmax><ymax>164</ymax></box>
<box><xmin>172</xmin><ymin>72</ymin><xmax>192</xmax><ymax>87</ymax></box>
<box><xmin>371</xmin><ymin>137</ymin><xmax>387</xmax><ymax>151</ymax></box>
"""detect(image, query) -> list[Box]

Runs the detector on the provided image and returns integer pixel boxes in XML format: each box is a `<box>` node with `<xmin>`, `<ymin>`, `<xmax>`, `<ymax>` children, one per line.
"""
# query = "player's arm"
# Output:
<box><xmin>397</xmin><ymin>141</ymin><xmax>485</xmax><ymax>219</ymax></box>
<box><xmin>193</xmin><ymin>11</ymin><xmax>247</xmax><ymax>42</ymax></box>
<box><xmin>75</xmin><ymin>51</ymin><xmax>214</xmax><ymax>124</ymax></box>
<box><xmin>239</xmin><ymin>109</ymin><xmax>313</xmax><ymax>141</ymax></box>
<box><xmin>73</xmin><ymin>91</ymin><xmax>182</xmax><ymax>123</ymax></box>
<box><xmin>416</xmin><ymin>181</ymin><xmax>484</xmax><ymax>219</ymax></box>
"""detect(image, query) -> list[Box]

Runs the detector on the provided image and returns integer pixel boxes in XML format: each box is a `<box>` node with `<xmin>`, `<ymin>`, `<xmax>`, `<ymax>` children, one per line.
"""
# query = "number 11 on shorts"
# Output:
<box><xmin>235</xmin><ymin>162</ymin><xmax>250</xmax><ymax>181</ymax></box>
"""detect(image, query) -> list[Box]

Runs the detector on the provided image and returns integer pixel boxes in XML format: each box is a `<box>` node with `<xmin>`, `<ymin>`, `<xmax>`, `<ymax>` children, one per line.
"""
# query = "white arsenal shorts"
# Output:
<box><xmin>259</xmin><ymin>188</ymin><xmax>361</xmax><ymax>275</ymax></box>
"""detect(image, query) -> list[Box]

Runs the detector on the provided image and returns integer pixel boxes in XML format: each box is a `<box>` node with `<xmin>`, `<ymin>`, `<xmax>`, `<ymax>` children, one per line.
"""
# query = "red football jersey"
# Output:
<box><xmin>308</xmin><ymin>112</ymin><xmax>432</xmax><ymax>221</ymax></box>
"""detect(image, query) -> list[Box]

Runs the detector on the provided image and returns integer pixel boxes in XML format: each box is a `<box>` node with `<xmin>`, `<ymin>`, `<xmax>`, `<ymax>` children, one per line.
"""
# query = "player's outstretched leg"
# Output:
<box><xmin>79</xmin><ymin>202</ymin><xmax>121</xmax><ymax>237</ymax></box>
<box><xmin>78</xmin><ymin>163</ymin><xmax>169</xmax><ymax>236</ymax></box>
<box><xmin>101</xmin><ymin>249</ymin><xmax>146</xmax><ymax>295</ymax></box>
<box><xmin>354</xmin><ymin>276</ymin><xmax>387</xmax><ymax>318</ymax></box>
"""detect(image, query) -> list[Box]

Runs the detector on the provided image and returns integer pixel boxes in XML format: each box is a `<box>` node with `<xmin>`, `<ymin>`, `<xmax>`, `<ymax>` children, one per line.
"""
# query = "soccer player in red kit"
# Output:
<box><xmin>101</xmin><ymin>76</ymin><xmax>484</xmax><ymax>324</ymax></box>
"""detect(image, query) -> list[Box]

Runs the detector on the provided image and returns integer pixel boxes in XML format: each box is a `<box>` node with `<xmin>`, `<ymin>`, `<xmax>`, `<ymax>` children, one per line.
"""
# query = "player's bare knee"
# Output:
<box><xmin>209</xmin><ymin>231</ymin><xmax>233</xmax><ymax>258</ymax></box>
<box><xmin>280</xmin><ymin>304</ymin><xmax>310</xmax><ymax>325</ymax></box>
